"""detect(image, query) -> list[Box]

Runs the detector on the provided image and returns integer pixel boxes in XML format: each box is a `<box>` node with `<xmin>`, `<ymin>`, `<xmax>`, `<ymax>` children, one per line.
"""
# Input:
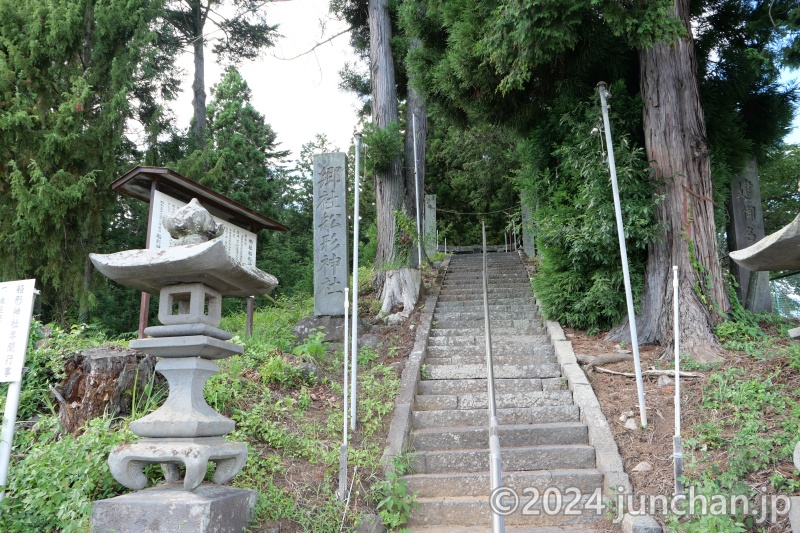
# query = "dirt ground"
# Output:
<box><xmin>567</xmin><ymin>328</ymin><xmax>797</xmax><ymax>533</ymax></box>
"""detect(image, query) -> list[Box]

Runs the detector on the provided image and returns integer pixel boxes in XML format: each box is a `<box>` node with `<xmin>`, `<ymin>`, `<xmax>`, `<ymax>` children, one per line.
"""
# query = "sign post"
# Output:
<box><xmin>0</xmin><ymin>279</ymin><xmax>38</xmax><ymax>501</ymax></box>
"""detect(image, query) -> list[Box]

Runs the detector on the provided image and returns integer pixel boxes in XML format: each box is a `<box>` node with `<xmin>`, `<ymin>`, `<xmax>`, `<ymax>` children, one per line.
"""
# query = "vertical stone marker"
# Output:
<box><xmin>314</xmin><ymin>153</ymin><xmax>349</xmax><ymax>316</ymax></box>
<box><xmin>727</xmin><ymin>159</ymin><xmax>772</xmax><ymax>312</ymax></box>
<box><xmin>424</xmin><ymin>194</ymin><xmax>437</xmax><ymax>258</ymax></box>
<box><xmin>521</xmin><ymin>191</ymin><xmax>536</xmax><ymax>257</ymax></box>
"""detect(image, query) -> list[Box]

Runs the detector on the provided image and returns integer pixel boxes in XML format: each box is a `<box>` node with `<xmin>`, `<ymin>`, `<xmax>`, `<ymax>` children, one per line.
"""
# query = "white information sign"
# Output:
<box><xmin>0</xmin><ymin>280</ymin><xmax>37</xmax><ymax>383</ymax></box>
<box><xmin>148</xmin><ymin>190</ymin><xmax>257</xmax><ymax>267</ymax></box>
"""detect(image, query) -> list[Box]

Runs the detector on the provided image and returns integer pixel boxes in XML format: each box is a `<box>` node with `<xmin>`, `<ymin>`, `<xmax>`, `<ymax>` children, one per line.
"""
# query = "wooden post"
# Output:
<box><xmin>246</xmin><ymin>296</ymin><xmax>254</xmax><ymax>337</ymax></box>
<box><xmin>138</xmin><ymin>180</ymin><xmax>159</xmax><ymax>339</ymax></box>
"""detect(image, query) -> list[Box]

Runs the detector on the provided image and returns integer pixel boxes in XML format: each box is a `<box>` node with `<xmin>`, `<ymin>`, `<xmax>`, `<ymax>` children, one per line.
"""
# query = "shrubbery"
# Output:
<box><xmin>520</xmin><ymin>83</ymin><xmax>661</xmax><ymax>333</ymax></box>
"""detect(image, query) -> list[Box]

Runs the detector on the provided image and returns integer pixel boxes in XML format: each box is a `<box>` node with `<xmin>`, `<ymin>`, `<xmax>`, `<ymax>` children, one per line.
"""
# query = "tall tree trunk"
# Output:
<box><xmin>191</xmin><ymin>0</ymin><xmax>206</xmax><ymax>144</ymax></box>
<box><xmin>81</xmin><ymin>1</ymin><xmax>93</xmax><ymax>70</ymax></box>
<box><xmin>623</xmin><ymin>0</ymin><xmax>729</xmax><ymax>362</ymax></box>
<box><xmin>370</xmin><ymin>0</ymin><xmax>404</xmax><ymax>286</ymax></box>
<box><xmin>404</xmin><ymin>38</ymin><xmax>428</xmax><ymax>266</ymax></box>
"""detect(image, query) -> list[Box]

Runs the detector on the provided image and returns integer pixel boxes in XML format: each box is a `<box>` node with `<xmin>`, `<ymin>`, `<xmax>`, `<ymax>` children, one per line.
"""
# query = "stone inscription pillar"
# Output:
<box><xmin>313</xmin><ymin>153</ymin><xmax>349</xmax><ymax>316</ymax></box>
<box><xmin>521</xmin><ymin>191</ymin><xmax>536</xmax><ymax>257</ymax></box>
<box><xmin>424</xmin><ymin>194</ymin><xmax>436</xmax><ymax>258</ymax></box>
<box><xmin>727</xmin><ymin>158</ymin><xmax>772</xmax><ymax>312</ymax></box>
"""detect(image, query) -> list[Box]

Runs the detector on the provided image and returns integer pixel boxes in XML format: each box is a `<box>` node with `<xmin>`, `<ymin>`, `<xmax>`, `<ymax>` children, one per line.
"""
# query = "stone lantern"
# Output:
<box><xmin>89</xmin><ymin>199</ymin><xmax>277</xmax><ymax>532</ymax></box>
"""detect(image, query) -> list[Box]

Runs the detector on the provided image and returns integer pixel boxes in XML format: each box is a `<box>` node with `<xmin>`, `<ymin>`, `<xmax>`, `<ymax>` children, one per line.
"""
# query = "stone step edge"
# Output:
<box><xmin>402</xmin><ymin>469</ymin><xmax>604</xmax><ymax>499</ymax></box>
<box><xmin>411</xmin><ymin>421</ymin><xmax>586</xmax><ymax>435</ymax></box>
<box><xmin>411</xmin><ymin>443</ymin><xmax>596</xmax><ymax>457</ymax></box>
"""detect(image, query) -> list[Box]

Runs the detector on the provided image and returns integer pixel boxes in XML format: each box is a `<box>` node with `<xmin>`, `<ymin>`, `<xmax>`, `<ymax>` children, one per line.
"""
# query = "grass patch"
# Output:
<box><xmin>0</xmin><ymin>288</ymin><xmax>411</xmax><ymax>531</ymax></box>
<box><xmin>668</xmin><ymin>312</ymin><xmax>800</xmax><ymax>530</ymax></box>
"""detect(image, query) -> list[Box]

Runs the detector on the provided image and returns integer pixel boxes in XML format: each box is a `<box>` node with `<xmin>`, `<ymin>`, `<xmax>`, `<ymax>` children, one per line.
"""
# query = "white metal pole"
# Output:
<box><xmin>598</xmin><ymin>81</ymin><xmax>648</xmax><ymax>428</ymax></box>
<box><xmin>343</xmin><ymin>287</ymin><xmax>349</xmax><ymax>442</ymax></box>
<box><xmin>673</xmin><ymin>266</ymin><xmax>680</xmax><ymax>435</ymax></box>
<box><xmin>673</xmin><ymin>266</ymin><xmax>684</xmax><ymax>493</ymax></box>
<box><xmin>0</xmin><ymin>380</ymin><xmax>22</xmax><ymax>501</ymax></box>
<box><xmin>351</xmin><ymin>133</ymin><xmax>362</xmax><ymax>431</ymax></box>
<box><xmin>339</xmin><ymin>288</ymin><xmax>349</xmax><ymax>501</ymax></box>
<box><xmin>412</xmin><ymin>114</ymin><xmax>423</xmax><ymax>267</ymax></box>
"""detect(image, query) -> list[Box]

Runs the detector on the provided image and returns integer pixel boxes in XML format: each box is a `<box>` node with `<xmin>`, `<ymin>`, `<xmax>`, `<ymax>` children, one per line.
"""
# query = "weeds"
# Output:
<box><xmin>372</xmin><ymin>455</ymin><xmax>417</xmax><ymax>531</ymax></box>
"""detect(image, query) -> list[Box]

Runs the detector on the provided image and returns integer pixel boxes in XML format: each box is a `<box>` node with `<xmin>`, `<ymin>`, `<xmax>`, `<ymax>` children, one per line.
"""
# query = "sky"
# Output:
<box><xmin>172</xmin><ymin>0</ymin><xmax>364</xmax><ymax>161</ymax></box>
<box><xmin>781</xmin><ymin>70</ymin><xmax>800</xmax><ymax>145</ymax></box>
<box><xmin>168</xmin><ymin>2</ymin><xmax>800</xmax><ymax>161</ymax></box>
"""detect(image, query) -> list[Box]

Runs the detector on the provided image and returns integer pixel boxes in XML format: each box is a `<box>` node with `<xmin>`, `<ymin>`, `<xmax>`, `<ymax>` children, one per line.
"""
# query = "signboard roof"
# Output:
<box><xmin>112</xmin><ymin>166</ymin><xmax>289</xmax><ymax>232</ymax></box>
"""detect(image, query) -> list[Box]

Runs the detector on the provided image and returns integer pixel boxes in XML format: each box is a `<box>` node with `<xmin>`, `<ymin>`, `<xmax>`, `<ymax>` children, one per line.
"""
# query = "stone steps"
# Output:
<box><xmin>417</xmin><ymin>377</ymin><xmax>563</xmax><ymax>395</ymax></box>
<box><xmin>414</xmin><ymin>390</ymin><xmax>574</xmax><ymax>411</ymax></box>
<box><xmin>431</xmin><ymin>319</ymin><xmax>545</xmax><ymax>331</ymax></box>
<box><xmin>430</xmin><ymin>327</ymin><xmax>546</xmax><ymax>338</ymax></box>
<box><xmin>426</xmin><ymin>346</ymin><xmax>556</xmax><ymax>366</ymax></box>
<box><xmin>436</xmin><ymin>296</ymin><xmax>538</xmax><ymax>308</ymax></box>
<box><xmin>407</xmin><ymin>495</ymin><xmax>603</xmax><ymax>527</ymax></box>
<box><xmin>426</xmin><ymin>345</ymin><xmax>554</xmax><ymax>359</ymax></box>
<box><xmin>433</xmin><ymin>309</ymin><xmax>539</xmax><ymax>319</ymax></box>
<box><xmin>435</xmin><ymin>292</ymin><xmax>535</xmax><ymax>300</ymax></box>
<box><xmin>410</xmin><ymin>445</ymin><xmax>596</xmax><ymax>474</ymax></box>
<box><xmin>403</xmin><ymin>252</ymin><xmax>602</xmax><ymax>529</ymax></box>
<box><xmin>427</xmin><ymin>334</ymin><xmax>549</xmax><ymax>347</ymax></box>
<box><xmin>424</xmin><ymin>362</ymin><xmax>561</xmax><ymax>380</ymax></box>
<box><xmin>411</xmin><ymin>405</ymin><xmax>581</xmax><ymax>429</ymax></box>
<box><xmin>410</xmin><ymin>422</ymin><xmax>588</xmax><ymax>450</ymax></box>
<box><xmin>404</xmin><ymin>468</ymin><xmax>604</xmax><ymax>497</ymax></box>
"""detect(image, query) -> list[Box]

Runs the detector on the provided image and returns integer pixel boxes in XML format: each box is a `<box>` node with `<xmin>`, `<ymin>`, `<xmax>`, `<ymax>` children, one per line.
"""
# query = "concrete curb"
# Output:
<box><xmin>382</xmin><ymin>255</ymin><xmax>451</xmax><ymax>473</ymax></box>
<box><xmin>541</xmin><ymin>314</ymin><xmax>633</xmax><ymax>498</ymax></box>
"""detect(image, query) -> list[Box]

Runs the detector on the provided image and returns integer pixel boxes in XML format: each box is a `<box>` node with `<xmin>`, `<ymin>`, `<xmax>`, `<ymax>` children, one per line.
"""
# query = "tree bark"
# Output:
<box><xmin>370</xmin><ymin>0</ymin><xmax>404</xmax><ymax>285</ymax></box>
<box><xmin>81</xmin><ymin>1</ymin><xmax>94</xmax><ymax>70</ymax></box>
<box><xmin>404</xmin><ymin>39</ymin><xmax>429</xmax><ymax>267</ymax></box>
<box><xmin>614</xmin><ymin>0</ymin><xmax>730</xmax><ymax>363</ymax></box>
<box><xmin>56</xmin><ymin>346</ymin><xmax>156</xmax><ymax>434</ymax></box>
<box><xmin>191</xmin><ymin>0</ymin><xmax>206</xmax><ymax>144</ymax></box>
<box><xmin>380</xmin><ymin>268</ymin><xmax>421</xmax><ymax>316</ymax></box>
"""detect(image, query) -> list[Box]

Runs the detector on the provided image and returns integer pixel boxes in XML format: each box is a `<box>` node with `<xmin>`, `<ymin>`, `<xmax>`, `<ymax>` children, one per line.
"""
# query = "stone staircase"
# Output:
<box><xmin>404</xmin><ymin>252</ymin><xmax>604</xmax><ymax>531</ymax></box>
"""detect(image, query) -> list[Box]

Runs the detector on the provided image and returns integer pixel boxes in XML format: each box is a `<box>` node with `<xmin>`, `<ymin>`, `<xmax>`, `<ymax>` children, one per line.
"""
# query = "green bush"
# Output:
<box><xmin>715</xmin><ymin>319</ymin><xmax>764</xmax><ymax>346</ymax></box>
<box><xmin>523</xmin><ymin>83</ymin><xmax>660</xmax><ymax>332</ymax></box>
<box><xmin>362</xmin><ymin>120</ymin><xmax>403</xmax><ymax>174</ymax></box>
<box><xmin>0</xmin><ymin>416</ymin><xmax>132</xmax><ymax>532</ymax></box>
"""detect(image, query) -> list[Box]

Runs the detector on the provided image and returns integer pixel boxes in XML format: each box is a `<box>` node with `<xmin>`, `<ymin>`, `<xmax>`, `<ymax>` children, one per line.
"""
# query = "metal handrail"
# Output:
<box><xmin>481</xmin><ymin>221</ymin><xmax>504</xmax><ymax>533</ymax></box>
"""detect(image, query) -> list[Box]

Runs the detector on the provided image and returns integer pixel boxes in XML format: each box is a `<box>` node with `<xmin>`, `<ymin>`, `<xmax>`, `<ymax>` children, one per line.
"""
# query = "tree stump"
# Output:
<box><xmin>56</xmin><ymin>345</ymin><xmax>156</xmax><ymax>433</ymax></box>
<box><xmin>380</xmin><ymin>268</ymin><xmax>421</xmax><ymax>317</ymax></box>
